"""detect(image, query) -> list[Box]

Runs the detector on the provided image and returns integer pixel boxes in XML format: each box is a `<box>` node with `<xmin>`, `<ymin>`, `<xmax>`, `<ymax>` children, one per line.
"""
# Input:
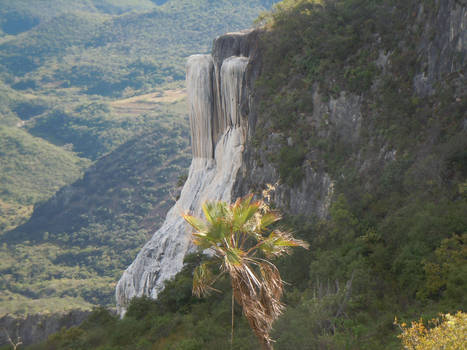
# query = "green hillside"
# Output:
<box><xmin>0</xmin><ymin>126</ymin><xmax>90</xmax><ymax>234</ymax></box>
<box><xmin>23</xmin><ymin>0</ymin><xmax>466</xmax><ymax>349</ymax></box>
<box><xmin>0</xmin><ymin>0</ymin><xmax>277</xmax><ymax>96</ymax></box>
<box><xmin>24</xmin><ymin>93</ymin><xmax>186</xmax><ymax>159</ymax></box>
<box><xmin>0</xmin><ymin>116</ymin><xmax>191</xmax><ymax>315</ymax></box>
<box><xmin>0</xmin><ymin>0</ymin><xmax>158</xmax><ymax>37</ymax></box>
<box><xmin>0</xmin><ymin>79</ymin><xmax>25</xmax><ymax>126</ymax></box>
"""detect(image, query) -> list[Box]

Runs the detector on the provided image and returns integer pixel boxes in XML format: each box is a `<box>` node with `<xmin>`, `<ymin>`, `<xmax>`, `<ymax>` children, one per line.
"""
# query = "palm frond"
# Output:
<box><xmin>224</xmin><ymin>247</ymin><xmax>245</xmax><ymax>267</ymax></box>
<box><xmin>257</xmin><ymin>211</ymin><xmax>281</xmax><ymax>232</ymax></box>
<box><xmin>230</xmin><ymin>261</ymin><xmax>284</xmax><ymax>348</ymax></box>
<box><xmin>192</xmin><ymin>234</ymin><xmax>213</xmax><ymax>250</ymax></box>
<box><xmin>271</xmin><ymin>229</ymin><xmax>309</xmax><ymax>248</ymax></box>
<box><xmin>202</xmin><ymin>201</ymin><xmax>228</xmax><ymax>224</ymax></box>
<box><xmin>193</xmin><ymin>262</ymin><xmax>222</xmax><ymax>297</ymax></box>
<box><xmin>207</xmin><ymin>217</ymin><xmax>230</xmax><ymax>243</ymax></box>
<box><xmin>232</xmin><ymin>194</ymin><xmax>260</xmax><ymax>231</ymax></box>
<box><xmin>183</xmin><ymin>214</ymin><xmax>207</xmax><ymax>232</ymax></box>
<box><xmin>259</xmin><ymin>230</ymin><xmax>309</xmax><ymax>258</ymax></box>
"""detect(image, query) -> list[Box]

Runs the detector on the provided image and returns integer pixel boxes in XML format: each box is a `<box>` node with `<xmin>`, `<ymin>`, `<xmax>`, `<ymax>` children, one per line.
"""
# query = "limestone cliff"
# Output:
<box><xmin>116</xmin><ymin>30</ymin><xmax>260</xmax><ymax>316</ymax></box>
<box><xmin>0</xmin><ymin>311</ymin><xmax>89</xmax><ymax>346</ymax></box>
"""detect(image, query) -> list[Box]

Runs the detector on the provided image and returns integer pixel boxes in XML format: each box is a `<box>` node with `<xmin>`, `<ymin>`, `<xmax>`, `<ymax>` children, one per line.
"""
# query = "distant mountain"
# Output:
<box><xmin>0</xmin><ymin>0</ymin><xmax>157</xmax><ymax>36</ymax></box>
<box><xmin>0</xmin><ymin>0</ymin><xmax>279</xmax><ymax>96</ymax></box>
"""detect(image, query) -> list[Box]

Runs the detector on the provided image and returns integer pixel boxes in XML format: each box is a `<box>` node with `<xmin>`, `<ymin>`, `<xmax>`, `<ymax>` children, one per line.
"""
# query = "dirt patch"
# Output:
<box><xmin>110</xmin><ymin>89</ymin><xmax>186</xmax><ymax>116</ymax></box>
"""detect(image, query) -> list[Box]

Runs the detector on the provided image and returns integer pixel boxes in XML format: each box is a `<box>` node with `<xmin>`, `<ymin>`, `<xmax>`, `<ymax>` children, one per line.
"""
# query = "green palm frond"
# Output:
<box><xmin>202</xmin><ymin>201</ymin><xmax>228</xmax><ymax>224</ymax></box>
<box><xmin>192</xmin><ymin>234</ymin><xmax>213</xmax><ymax>250</ymax></box>
<box><xmin>183</xmin><ymin>214</ymin><xmax>207</xmax><ymax>233</ymax></box>
<box><xmin>258</xmin><ymin>230</ymin><xmax>309</xmax><ymax>258</ymax></box>
<box><xmin>224</xmin><ymin>247</ymin><xmax>245</xmax><ymax>267</ymax></box>
<box><xmin>207</xmin><ymin>216</ymin><xmax>230</xmax><ymax>243</ymax></box>
<box><xmin>257</xmin><ymin>211</ymin><xmax>281</xmax><ymax>232</ymax></box>
<box><xmin>232</xmin><ymin>194</ymin><xmax>260</xmax><ymax>231</ymax></box>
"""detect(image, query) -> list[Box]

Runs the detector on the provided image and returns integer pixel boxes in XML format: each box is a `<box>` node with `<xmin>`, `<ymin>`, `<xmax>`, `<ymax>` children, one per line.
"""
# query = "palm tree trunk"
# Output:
<box><xmin>231</xmin><ymin>292</ymin><xmax>234</xmax><ymax>350</ymax></box>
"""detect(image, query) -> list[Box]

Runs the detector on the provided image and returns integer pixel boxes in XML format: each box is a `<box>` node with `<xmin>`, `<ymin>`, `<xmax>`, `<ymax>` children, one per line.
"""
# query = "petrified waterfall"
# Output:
<box><xmin>116</xmin><ymin>34</ymin><xmax>251</xmax><ymax>316</ymax></box>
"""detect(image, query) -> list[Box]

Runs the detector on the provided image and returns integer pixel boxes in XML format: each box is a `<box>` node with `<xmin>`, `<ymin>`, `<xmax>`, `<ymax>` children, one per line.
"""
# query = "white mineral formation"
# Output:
<box><xmin>116</xmin><ymin>53</ymin><xmax>249</xmax><ymax>316</ymax></box>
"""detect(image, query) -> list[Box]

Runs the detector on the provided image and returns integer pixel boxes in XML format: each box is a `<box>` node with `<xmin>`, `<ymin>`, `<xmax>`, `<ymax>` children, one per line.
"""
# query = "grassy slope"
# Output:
<box><xmin>0</xmin><ymin>80</ymin><xmax>24</xmax><ymax>126</ymax></box>
<box><xmin>0</xmin><ymin>126</ymin><xmax>90</xmax><ymax>234</ymax></box>
<box><xmin>24</xmin><ymin>93</ymin><xmax>188</xmax><ymax>160</ymax></box>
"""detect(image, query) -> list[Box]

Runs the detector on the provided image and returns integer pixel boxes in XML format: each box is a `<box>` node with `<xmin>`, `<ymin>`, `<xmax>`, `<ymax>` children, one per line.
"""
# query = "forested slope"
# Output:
<box><xmin>0</xmin><ymin>126</ymin><xmax>90</xmax><ymax>233</ymax></box>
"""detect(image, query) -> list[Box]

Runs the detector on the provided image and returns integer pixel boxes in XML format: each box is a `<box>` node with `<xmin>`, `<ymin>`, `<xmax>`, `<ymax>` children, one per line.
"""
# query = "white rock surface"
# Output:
<box><xmin>116</xmin><ymin>53</ymin><xmax>249</xmax><ymax>316</ymax></box>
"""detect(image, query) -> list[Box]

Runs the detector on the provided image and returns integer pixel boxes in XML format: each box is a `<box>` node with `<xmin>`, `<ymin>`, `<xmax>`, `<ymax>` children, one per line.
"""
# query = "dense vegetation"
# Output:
<box><xmin>0</xmin><ymin>117</ymin><xmax>190</xmax><ymax>315</ymax></box>
<box><xmin>255</xmin><ymin>0</ymin><xmax>466</xmax><ymax>347</ymax></box>
<box><xmin>0</xmin><ymin>126</ymin><xmax>90</xmax><ymax>233</ymax></box>
<box><xmin>0</xmin><ymin>0</ymin><xmax>281</xmax><ymax>316</ymax></box>
<box><xmin>22</xmin><ymin>0</ymin><xmax>466</xmax><ymax>348</ymax></box>
<box><xmin>396</xmin><ymin>311</ymin><xmax>467</xmax><ymax>349</ymax></box>
<box><xmin>26</xmin><ymin>257</ymin><xmax>262</xmax><ymax>350</ymax></box>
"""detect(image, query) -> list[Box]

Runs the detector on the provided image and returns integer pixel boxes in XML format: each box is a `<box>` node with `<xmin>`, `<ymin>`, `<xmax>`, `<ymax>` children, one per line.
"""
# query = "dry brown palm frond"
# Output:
<box><xmin>192</xmin><ymin>262</ymin><xmax>224</xmax><ymax>297</ymax></box>
<box><xmin>227</xmin><ymin>259</ymin><xmax>285</xmax><ymax>349</ymax></box>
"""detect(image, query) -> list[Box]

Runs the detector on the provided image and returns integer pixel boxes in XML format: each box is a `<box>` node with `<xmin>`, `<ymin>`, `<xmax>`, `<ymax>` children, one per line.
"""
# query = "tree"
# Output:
<box><xmin>2</xmin><ymin>328</ymin><xmax>22</xmax><ymax>350</ymax></box>
<box><xmin>183</xmin><ymin>192</ymin><xmax>308</xmax><ymax>349</ymax></box>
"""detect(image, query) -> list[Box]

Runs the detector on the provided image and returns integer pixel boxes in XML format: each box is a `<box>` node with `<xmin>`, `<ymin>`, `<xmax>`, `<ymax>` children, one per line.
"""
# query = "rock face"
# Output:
<box><xmin>0</xmin><ymin>311</ymin><xmax>89</xmax><ymax>346</ymax></box>
<box><xmin>235</xmin><ymin>0</ymin><xmax>466</xmax><ymax>216</ymax></box>
<box><xmin>413</xmin><ymin>0</ymin><xmax>466</xmax><ymax>96</ymax></box>
<box><xmin>116</xmin><ymin>30</ymin><xmax>260</xmax><ymax>316</ymax></box>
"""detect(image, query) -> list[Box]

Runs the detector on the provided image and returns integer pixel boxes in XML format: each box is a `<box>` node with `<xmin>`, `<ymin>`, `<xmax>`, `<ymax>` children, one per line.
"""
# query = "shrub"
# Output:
<box><xmin>395</xmin><ymin>311</ymin><xmax>467</xmax><ymax>350</ymax></box>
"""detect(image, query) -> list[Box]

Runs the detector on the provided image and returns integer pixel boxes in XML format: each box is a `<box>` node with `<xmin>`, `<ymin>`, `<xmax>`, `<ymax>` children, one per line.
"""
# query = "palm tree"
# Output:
<box><xmin>183</xmin><ymin>193</ymin><xmax>308</xmax><ymax>349</ymax></box>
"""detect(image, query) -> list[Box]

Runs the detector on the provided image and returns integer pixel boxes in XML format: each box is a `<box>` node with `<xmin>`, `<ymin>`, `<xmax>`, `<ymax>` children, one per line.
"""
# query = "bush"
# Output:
<box><xmin>395</xmin><ymin>311</ymin><xmax>467</xmax><ymax>350</ymax></box>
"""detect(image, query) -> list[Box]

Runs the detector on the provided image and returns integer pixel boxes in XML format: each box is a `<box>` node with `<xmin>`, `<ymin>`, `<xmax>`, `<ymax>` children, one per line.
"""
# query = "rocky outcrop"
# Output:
<box><xmin>236</xmin><ymin>0</ymin><xmax>466</xmax><ymax>216</ymax></box>
<box><xmin>0</xmin><ymin>310</ymin><xmax>89</xmax><ymax>346</ymax></box>
<box><xmin>116</xmin><ymin>29</ymin><xmax>260</xmax><ymax>316</ymax></box>
<box><xmin>413</xmin><ymin>0</ymin><xmax>466</xmax><ymax>96</ymax></box>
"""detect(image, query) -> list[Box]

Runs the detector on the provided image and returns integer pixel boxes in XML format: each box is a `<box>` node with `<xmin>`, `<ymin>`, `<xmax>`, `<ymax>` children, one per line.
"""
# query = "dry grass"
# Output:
<box><xmin>110</xmin><ymin>89</ymin><xmax>186</xmax><ymax>116</ymax></box>
<box><xmin>0</xmin><ymin>291</ymin><xmax>93</xmax><ymax>315</ymax></box>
